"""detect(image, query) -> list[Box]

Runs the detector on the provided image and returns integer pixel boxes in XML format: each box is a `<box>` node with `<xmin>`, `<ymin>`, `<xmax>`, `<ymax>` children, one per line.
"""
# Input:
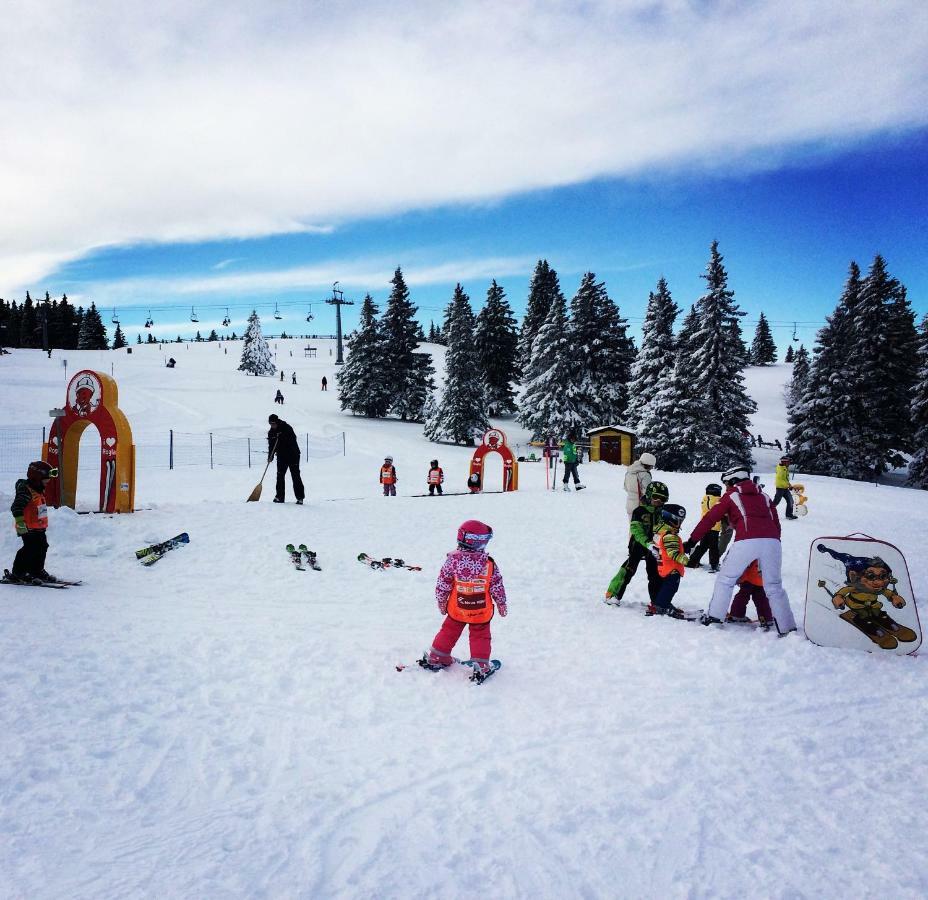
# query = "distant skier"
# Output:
<box><xmin>604</xmin><ymin>480</ymin><xmax>669</xmax><ymax>605</ymax></box>
<box><xmin>624</xmin><ymin>452</ymin><xmax>656</xmax><ymax>517</ymax></box>
<box><xmin>280</xmin><ymin>370</ymin><xmax>285</xmax><ymax>382</ymax></box>
<box><xmin>7</xmin><ymin>461</ymin><xmax>57</xmax><ymax>583</ymax></box>
<box><xmin>321</xmin><ymin>376</ymin><xmax>328</xmax><ymax>391</ymax></box>
<box><xmin>274</xmin><ymin>389</ymin><xmax>284</xmax><ymax>405</ymax></box>
<box><xmin>772</xmin><ymin>456</ymin><xmax>798</xmax><ymax>519</ymax></box>
<box><xmin>292</xmin><ymin>373</ymin><xmax>297</xmax><ymax>385</ymax></box>
<box><xmin>421</xmin><ymin>520</ymin><xmax>507</xmax><ymax>681</ymax></box>
<box><xmin>380</xmin><ymin>456</ymin><xmax>397</xmax><ymax>496</ymax></box>
<box><xmin>267</xmin><ymin>414</ymin><xmax>305</xmax><ymax>504</ymax></box>
<box><xmin>427</xmin><ymin>460</ymin><xmax>444</xmax><ymax>496</ymax></box>
<box><xmin>687</xmin><ymin>465</ymin><xmax>796</xmax><ymax>634</ymax></box>
<box><xmin>560</xmin><ymin>432</ymin><xmax>584</xmax><ymax>491</ymax></box>
<box><xmin>686</xmin><ymin>483</ymin><xmax>723</xmax><ymax>572</ymax></box>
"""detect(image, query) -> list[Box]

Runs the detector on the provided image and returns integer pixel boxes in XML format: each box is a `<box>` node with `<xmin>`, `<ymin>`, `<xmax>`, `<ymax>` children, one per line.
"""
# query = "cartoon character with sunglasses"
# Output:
<box><xmin>816</xmin><ymin>544</ymin><xmax>917</xmax><ymax>650</ymax></box>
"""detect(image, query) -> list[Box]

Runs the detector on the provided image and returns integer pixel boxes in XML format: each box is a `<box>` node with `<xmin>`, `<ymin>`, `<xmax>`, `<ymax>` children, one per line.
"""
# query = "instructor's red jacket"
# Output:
<box><xmin>688</xmin><ymin>479</ymin><xmax>781</xmax><ymax>545</ymax></box>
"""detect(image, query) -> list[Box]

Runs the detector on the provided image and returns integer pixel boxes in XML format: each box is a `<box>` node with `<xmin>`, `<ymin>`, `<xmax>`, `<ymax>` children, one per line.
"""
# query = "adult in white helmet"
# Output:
<box><xmin>624</xmin><ymin>451</ymin><xmax>657</xmax><ymax>517</ymax></box>
<box><xmin>686</xmin><ymin>464</ymin><xmax>797</xmax><ymax>635</ymax></box>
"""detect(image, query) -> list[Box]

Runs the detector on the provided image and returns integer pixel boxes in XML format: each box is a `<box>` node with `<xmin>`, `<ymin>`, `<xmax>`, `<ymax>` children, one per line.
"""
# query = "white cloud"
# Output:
<box><xmin>2</xmin><ymin>0</ymin><xmax>926</xmax><ymax>292</ymax></box>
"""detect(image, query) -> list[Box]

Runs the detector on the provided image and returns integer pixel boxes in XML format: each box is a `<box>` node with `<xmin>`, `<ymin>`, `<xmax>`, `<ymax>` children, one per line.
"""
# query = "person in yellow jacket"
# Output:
<box><xmin>648</xmin><ymin>503</ymin><xmax>689</xmax><ymax>618</ymax></box>
<box><xmin>686</xmin><ymin>483</ymin><xmax>723</xmax><ymax>572</ymax></box>
<box><xmin>772</xmin><ymin>456</ymin><xmax>798</xmax><ymax>519</ymax></box>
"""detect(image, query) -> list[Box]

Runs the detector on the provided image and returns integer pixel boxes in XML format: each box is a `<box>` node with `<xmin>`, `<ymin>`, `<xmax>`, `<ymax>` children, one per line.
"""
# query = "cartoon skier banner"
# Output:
<box><xmin>805</xmin><ymin>535</ymin><xmax>921</xmax><ymax>655</ymax></box>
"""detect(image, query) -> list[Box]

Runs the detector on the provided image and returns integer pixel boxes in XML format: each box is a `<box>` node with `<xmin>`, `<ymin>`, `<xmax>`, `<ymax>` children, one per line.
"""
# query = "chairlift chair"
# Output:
<box><xmin>144</xmin><ymin>310</ymin><xmax>153</xmax><ymax>328</ymax></box>
<box><xmin>190</xmin><ymin>306</ymin><xmax>199</xmax><ymax>323</ymax></box>
<box><xmin>792</xmin><ymin>322</ymin><xmax>799</xmax><ymax>342</ymax></box>
<box><xmin>274</xmin><ymin>302</ymin><xmax>283</xmax><ymax>321</ymax></box>
<box><xmin>111</xmin><ymin>307</ymin><xmax>120</xmax><ymax>324</ymax></box>
<box><xmin>222</xmin><ymin>307</ymin><xmax>231</xmax><ymax>327</ymax></box>
<box><xmin>306</xmin><ymin>303</ymin><xmax>314</xmax><ymax>323</ymax></box>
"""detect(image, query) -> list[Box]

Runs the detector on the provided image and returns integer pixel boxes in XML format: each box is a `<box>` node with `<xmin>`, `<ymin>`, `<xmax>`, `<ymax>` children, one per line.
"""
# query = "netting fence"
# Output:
<box><xmin>0</xmin><ymin>426</ymin><xmax>345</xmax><ymax>476</ymax></box>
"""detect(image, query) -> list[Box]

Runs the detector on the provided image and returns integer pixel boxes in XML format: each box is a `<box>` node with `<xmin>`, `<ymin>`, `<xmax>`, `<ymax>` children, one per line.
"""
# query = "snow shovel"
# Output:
<box><xmin>247</xmin><ymin>438</ymin><xmax>277</xmax><ymax>502</ymax></box>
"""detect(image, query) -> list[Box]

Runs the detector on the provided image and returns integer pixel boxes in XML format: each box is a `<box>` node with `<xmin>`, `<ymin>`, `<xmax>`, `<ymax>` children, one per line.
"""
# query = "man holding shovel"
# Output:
<box><xmin>266</xmin><ymin>414</ymin><xmax>305</xmax><ymax>504</ymax></box>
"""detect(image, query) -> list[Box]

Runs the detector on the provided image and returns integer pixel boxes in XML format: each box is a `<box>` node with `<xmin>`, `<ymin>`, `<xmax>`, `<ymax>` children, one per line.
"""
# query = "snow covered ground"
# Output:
<box><xmin>1</xmin><ymin>343</ymin><xmax>927</xmax><ymax>899</ymax></box>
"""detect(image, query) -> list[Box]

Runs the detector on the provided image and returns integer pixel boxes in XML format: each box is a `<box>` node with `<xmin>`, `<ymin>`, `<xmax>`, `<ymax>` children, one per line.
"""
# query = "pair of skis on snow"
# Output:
<box><xmin>357</xmin><ymin>553</ymin><xmax>421</xmax><ymax>572</ymax></box>
<box><xmin>287</xmin><ymin>544</ymin><xmax>321</xmax><ymax>571</ymax></box>
<box><xmin>1</xmin><ymin>570</ymin><xmax>82</xmax><ymax>589</ymax></box>
<box><xmin>396</xmin><ymin>655</ymin><xmax>502</xmax><ymax>684</ymax></box>
<box><xmin>136</xmin><ymin>532</ymin><xmax>189</xmax><ymax>566</ymax></box>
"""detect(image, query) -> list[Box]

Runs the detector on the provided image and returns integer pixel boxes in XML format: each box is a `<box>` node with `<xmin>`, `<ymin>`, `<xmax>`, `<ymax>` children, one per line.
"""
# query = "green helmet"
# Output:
<box><xmin>644</xmin><ymin>480</ymin><xmax>669</xmax><ymax>503</ymax></box>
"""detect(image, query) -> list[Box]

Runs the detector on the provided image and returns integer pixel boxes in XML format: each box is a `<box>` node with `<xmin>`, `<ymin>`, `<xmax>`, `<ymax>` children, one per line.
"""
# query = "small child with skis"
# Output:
<box><xmin>427</xmin><ymin>459</ymin><xmax>444</xmax><ymax>495</ymax></box>
<box><xmin>422</xmin><ymin>520</ymin><xmax>507</xmax><ymax>682</ymax></box>
<box><xmin>648</xmin><ymin>503</ymin><xmax>690</xmax><ymax>617</ymax></box>
<box><xmin>686</xmin><ymin>483</ymin><xmax>723</xmax><ymax>572</ymax></box>
<box><xmin>380</xmin><ymin>456</ymin><xmax>397</xmax><ymax>496</ymax></box>
<box><xmin>727</xmin><ymin>560</ymin><xmax>773</xmax><ymax>627</ymax></box>
<box><xmin>6</xmin><ymin>461</ymin><xmax>56</xmax><ymax>584</ymax></box>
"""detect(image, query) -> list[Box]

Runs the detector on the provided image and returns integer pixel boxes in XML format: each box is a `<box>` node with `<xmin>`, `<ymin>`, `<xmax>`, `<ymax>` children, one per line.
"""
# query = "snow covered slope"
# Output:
<box><xmin>1</xmin><ymin>345</ymin><xmax>926</xmax><ymax>898</ymax></box>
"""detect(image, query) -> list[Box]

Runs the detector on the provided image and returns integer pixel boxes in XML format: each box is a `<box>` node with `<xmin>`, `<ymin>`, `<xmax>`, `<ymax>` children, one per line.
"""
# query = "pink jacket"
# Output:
<box><xmin>435</xmin><ymin>550</ymin><xmax>507</xmax><ymax>612</ymax></box>
<box><xmin>688</xmin><ymin>479</ymin><xmax>781</xmax><ymax>545</ymax></box>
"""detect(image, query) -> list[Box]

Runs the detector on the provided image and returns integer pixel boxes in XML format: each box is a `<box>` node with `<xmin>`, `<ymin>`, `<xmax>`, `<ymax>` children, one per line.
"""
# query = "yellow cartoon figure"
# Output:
<box><xmin>816</xmin><ymin>545</ymin><xmax>916</xmax><ymax>650</ymax></box>
<box><xmin>790</xmin><ymin>483</ymin><xmax>808</xmax><ymax>516</ymax></box>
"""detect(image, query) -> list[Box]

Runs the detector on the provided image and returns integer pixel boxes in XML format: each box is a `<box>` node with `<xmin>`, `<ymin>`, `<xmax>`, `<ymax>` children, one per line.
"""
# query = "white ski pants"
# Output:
<box><xmin>707</xmin><ymin>537</ymin><xmax>797</xmax><ymax>632</ymax></box>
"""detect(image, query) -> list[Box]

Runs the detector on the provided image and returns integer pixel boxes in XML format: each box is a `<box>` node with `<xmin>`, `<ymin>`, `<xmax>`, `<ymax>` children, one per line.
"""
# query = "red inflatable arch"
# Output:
<box><xmin>469</xmin><ymin>428</ymin><xmax>518</xmax><ymax>492</ymax></box>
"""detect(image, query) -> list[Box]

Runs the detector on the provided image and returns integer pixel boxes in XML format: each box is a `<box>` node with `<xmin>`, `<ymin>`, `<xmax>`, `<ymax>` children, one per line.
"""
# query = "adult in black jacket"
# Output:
<box><xmin>268</xmin><ymin>414</ymin><xmax>305</xmax><ymax>504</ymax></box>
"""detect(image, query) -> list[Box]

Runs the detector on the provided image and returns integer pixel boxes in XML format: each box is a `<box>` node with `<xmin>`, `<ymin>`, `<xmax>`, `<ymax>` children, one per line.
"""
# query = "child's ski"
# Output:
<box><xmin>136</xmin><ymin>533</ymin><xmax>189</xmax><ymax>560</ymax></box>
<box><xmin>299</xmin><ymin>545</ymin><xmax>321</xmax><ymax>571</ymax></box>
<box><xmin>1</xmin><ymin>569</ymin><xmax>69</xmax><ymax>589</ymax></box>
<box><xmin>359</xmin><ymin>553</ymin><xmax>421</xmax><ymax>571</ymax></box>
<box><xmin>396</xmin><ymin>656</ymin><xmax>502</xmax><ymax>681</ymax></box>
<box><xmin>286</xmin><ymin>544</ymin><xmax>305</xmax><ymax>570</ymax></box>
<box><xmin>644</xmin><ymin>604</ymin><xmax>703</xmax><ymax>622</ymax></box>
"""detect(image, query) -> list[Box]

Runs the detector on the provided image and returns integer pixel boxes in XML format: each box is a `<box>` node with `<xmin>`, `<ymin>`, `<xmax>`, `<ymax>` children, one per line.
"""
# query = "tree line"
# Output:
<box><xmin>0</xmin><ymin>293</ymin><xmax>112</xmax><ymax>350</ymax></box>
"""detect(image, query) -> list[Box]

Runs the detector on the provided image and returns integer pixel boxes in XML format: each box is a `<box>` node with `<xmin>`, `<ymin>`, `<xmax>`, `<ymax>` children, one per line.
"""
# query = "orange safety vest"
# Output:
<box><xmin>657</xmin><ymin>531</ymin><xmax>685</xmax><ymax>578</ymax></box>
<box><xmin>428</xmin><ymin>467</ymin><xmax>443</xmax><ymax>485</ymax></box>
<box><xmin>22</xmin><ymin>486</ymin><xmax>49</xmax><ymax>531</ymax></box>
<box><xmin>738</xmin><ymin>560</ymin><xmax>763</xmax><ymax>586</ymax></box>
<box><xmin>380</xmin><ymin>465</ymin><xmax>396</xmax><ymax>484</ymax></box>
<box><xmin>448</xmin><ymin>559</ymin><xmax>495</xmax><ymax>623</ymax></box>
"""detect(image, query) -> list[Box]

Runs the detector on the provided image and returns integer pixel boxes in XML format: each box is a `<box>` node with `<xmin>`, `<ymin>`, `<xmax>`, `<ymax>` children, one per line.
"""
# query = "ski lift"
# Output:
<box><xmin>274</xmin><ymin>302</ymin><xmax>283</xmax><ymax>321</ymax></box>
<box><xmin>222</xmin><ymin>307</ymin><xmax>231</xmax><ymax>327</ymax></box>
<box><xmin>792</xmin><ymin>322</ymin><xmax>799</xmax><ymax>342</ymax></box>
<box><xmin>190</xmin><ymin>306</ymin><xmax>199</xmax><ymax>323</ymax></box>
<box><xmin>306</xmin><ymin>303</ymin><xmax>314</xmax><ymax>324</ymax></box>
<box><xmin>111</xmin><ymin>307</ymin><xmax>120</xmax><ymax>324</ymax></box>
<box><xmin>144</xmin><ymin>310</ymin><xmax>154</xmax><ymax>328</ymax></box>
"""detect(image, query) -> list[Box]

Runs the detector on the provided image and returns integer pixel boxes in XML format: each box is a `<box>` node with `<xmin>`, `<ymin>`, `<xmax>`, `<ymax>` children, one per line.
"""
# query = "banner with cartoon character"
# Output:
<box><xmin>805</xmin><ymin>535</ymin><xmax>921</xmax><ymax>655</ymax></box>
<box><xmin>469</xmin><ymin>429</ymin><xmax>518</xmax><ymax>492</ymax></box>
<box><xmin>44</xmin><ymin>369</ymin><xmax>136</xmax><ymax>513</ymax></box>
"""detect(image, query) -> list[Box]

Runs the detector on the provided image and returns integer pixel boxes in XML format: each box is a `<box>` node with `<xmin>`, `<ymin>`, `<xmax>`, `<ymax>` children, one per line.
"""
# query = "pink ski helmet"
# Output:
<box><xmin>457</xmin><ymin>519</ymin><xmax>493</xmax><ymax>551</ymax></box>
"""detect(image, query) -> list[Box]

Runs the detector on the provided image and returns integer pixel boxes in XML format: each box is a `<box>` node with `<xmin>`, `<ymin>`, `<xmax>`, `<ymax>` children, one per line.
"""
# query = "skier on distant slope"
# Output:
<box><xmin>604</xmin><ymin>480</ymin><xmax>668</xmax><ymax>606</ymax></box>
<box><xmin>7</xmin><ymin>461</ymin><xmax>57</xmax><ymax>583</ymax></box>
<box><xmin>686</xmin><ymin>465</ymin><xmax>797</xmax><ymax>634</ymax></box>
<box><xmin>421</xmin><ymin>520</ymin><xmax>507</xmax><ymax>682</ymax></box>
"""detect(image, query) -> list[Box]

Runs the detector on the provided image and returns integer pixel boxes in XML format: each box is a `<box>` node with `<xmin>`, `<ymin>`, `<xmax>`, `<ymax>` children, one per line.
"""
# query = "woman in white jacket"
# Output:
<box><xmin>624</xmin><ymin>452</ymin><xmax>656</xmax><ymax>516</ymax></box>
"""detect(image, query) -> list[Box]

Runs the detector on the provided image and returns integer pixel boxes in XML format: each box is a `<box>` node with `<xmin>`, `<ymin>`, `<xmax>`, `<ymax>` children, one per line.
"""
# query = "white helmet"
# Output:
<box><xmin>721</xmin><ymin>465</ymin><xmax>751</xmax><ymax>485</ymax></box>
<box><xmin>639</xmin><ymin>452</ymin><xmax>657</xmax><ymax>467</ymax></box>
<box><xmin>385</xmin><ymin>455</ymin><xmax>393</xmax><ymax>462</ymax></box>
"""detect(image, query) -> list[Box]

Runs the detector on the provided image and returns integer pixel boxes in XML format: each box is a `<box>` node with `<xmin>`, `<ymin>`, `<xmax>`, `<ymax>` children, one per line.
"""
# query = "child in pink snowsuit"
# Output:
<box><xmin>427</xmin><ymin>519</ymin><xmax>507</xmax><ymax>674</ymax></box>
<box><xmin>728</xmin><ymin>560</ymin><xmax>773</xmax><ymax>624</ymax></box>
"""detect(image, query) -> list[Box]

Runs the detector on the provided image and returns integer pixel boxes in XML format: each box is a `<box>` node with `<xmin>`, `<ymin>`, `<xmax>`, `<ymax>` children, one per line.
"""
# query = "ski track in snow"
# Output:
<box><xmin>1</xmin><ymin>346</ymin><xmax>927</xmax><ymax>898</ymax></box>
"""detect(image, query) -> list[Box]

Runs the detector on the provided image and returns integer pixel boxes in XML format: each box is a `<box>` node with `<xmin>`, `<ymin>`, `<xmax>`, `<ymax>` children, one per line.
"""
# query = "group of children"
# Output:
<box><xmin>378</xmin><ymin>457</ymin><xmax>447</xmax><ymax>496</ymax></box>
<box><xmin>605</xmin><ymin>478</ymin><xmax>774</xmax><ymax>625</ymax></box>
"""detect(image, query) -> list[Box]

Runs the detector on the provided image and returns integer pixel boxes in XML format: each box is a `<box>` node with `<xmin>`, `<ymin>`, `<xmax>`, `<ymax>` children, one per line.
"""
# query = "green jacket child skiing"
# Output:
<box><xmin>604</xmin><ymin>480</ymin><xmax>669</xmax><ymax>606</ymax></box>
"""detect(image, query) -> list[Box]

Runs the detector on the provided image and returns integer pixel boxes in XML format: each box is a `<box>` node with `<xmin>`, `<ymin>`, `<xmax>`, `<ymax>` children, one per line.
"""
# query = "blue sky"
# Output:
<box><xmin>2</xmin><ymin>1</ymin><xmax>926</xmax><ymax>347</ymax></box>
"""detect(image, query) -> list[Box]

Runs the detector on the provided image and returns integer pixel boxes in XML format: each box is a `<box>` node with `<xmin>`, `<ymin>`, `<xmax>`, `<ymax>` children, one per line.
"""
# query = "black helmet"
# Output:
<box><xmin>644</xmin><ymin>480</ymin><xmax>669</xmax><ymax>503</ymax></box>
<box><xmin>430</xmin><ymin>460</ymin><xmax>439</xmax><ymax>467</ymax></box>
<box><xmin>660</xmin><ymin>503</ymin><xmax>686</xmax><ymax>527</ymax></box>
<box><xmin>28</xmin><ymin>460</ymin><xmax>56</xmax><ymax>481</ymax></box>
<box><xmin>705</xmin><ymin>483</ymin><xmax>723</xmax><ymax>496</ymax></box>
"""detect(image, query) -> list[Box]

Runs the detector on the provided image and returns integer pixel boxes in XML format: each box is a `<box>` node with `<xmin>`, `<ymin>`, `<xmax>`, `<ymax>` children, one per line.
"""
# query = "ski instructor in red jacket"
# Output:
<box><xmin>686</xmin><ymin>465</ymin><xmax>797</xmax><ymax>634</ymax></box>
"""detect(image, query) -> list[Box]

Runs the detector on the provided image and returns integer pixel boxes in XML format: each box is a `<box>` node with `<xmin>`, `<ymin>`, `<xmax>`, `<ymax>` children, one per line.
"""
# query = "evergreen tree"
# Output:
<box><xmin>517</xmin><ymin>288</ymin><xmax>584</xmax><ymax>439</ymax></box>
<box><xmin>749</xmin><ymin>312</ymin><xmax>777</xmax><ymax>365</ymax></box>
<box><xmin>381</xmin><ymin>267</ymin><xmax>434</xmax><ymax>421</ymax></box>
<box><xmin>784</xmin><ymin>344</ymin><xmax>795</xmax><ymax>363</ymax></box>
<box><xmin>685</xmin><ymin>241</ymin><xmax>755</xmax><ymax>469</ymax></box>
<box><xmin>518</xmin><ymin>260</ymin><xmax>563</xmax><ymax>370</ymax></box>
<box><xmin>147</xmin><ymin>333</ymin><xmax>157</xmax><ymax>344</ymax></box>
<box><xmin>475</xmin><ymin>279</ymin><xmax>519</xmax><ymax>416</ymax></box>
<box><xmin>194</xmin><ymin>330</ymin><xmax>204</xmax><ymax>342</ymax></box>
<box><xmin>626</xmin><ymin>277</ymin><xmax>679</xmax><ymax>430</ymax></box>
<box><xmin>787</xmin><ymin>263</ymin><xmax>861</xmax><ymax>475</ymax></box>
<box><xmin>77</xmin><ymin>303</ymin><xmax>109</xmax><ymax>349</ymax></box>
<box><xmin>788</xmin><ymin>344</ymin><xmax>810</xmax><ymax>406</ymax></box>
<box><xmin>208</xmin><ymin>329</ymin><xmax>219</xmax><ymax>341</ymax></box>
<box><xmin>676</xmin><ymin>304</ymin><xmax>699</xmax><ymax>353</ymax></box>
<box><xmin>19</xmin><ymin>293</ymin><xmax>37</xmax><ymax>348</ymax></box>
<box><xmin>112</xmin><ymin>323</ymin><xmax>127</xmax><ymax>349</ymax></box>
<box><xmin>336</xmin><ymin>293</ymin><xmax>391</xmax><ymax>417</ymax></box>
<box><xmin>136</xmin><ymin>334</ymin><xmax>142</xmax><ymax>344</ymax></box>
<box><xmin>59</xmin><ymin>296</ymin><xmax>78</xmax><ymax>348</ymax></box>
<box><xmin>908</xmin><ymin>315</ymin><xmax>928</xmax><ymax>488</ymax></box>
<box><xmin>237</xmin><ymin>310</ymin><xmax>276</xmax><ymax>376</ymax></box>
<box><xmin>424</xmin><ymin>284</ymin><xmax>489</xmax><ymax>444</ymax></box>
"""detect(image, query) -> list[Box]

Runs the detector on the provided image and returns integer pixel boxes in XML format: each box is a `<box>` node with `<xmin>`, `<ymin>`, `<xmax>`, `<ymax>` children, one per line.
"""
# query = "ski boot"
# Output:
<box><xmin>417</xmin><ymin>654</ymin><xmax>448</xmax><ymax>672</ymax></box>
<box><xmin>562</xmin><ymin>484</ymin><xmax>571</xmax><ymax>492</ymax></box>
<box><xmin>603</xmin><ymin>592</ymin><xmax>621</xmax><ymax>607</ymax></box>
<box><xmin>700</xmin><ymin>614</ymin><xmax>724</xmax><ymax>627</ymax></box>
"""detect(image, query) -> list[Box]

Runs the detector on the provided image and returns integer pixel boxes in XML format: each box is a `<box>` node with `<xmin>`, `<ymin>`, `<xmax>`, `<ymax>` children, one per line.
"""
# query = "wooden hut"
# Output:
<box><xmin>586</xmin><ymin>425</ymin><xmax>636</xmax><ymax>465</ymax></box>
